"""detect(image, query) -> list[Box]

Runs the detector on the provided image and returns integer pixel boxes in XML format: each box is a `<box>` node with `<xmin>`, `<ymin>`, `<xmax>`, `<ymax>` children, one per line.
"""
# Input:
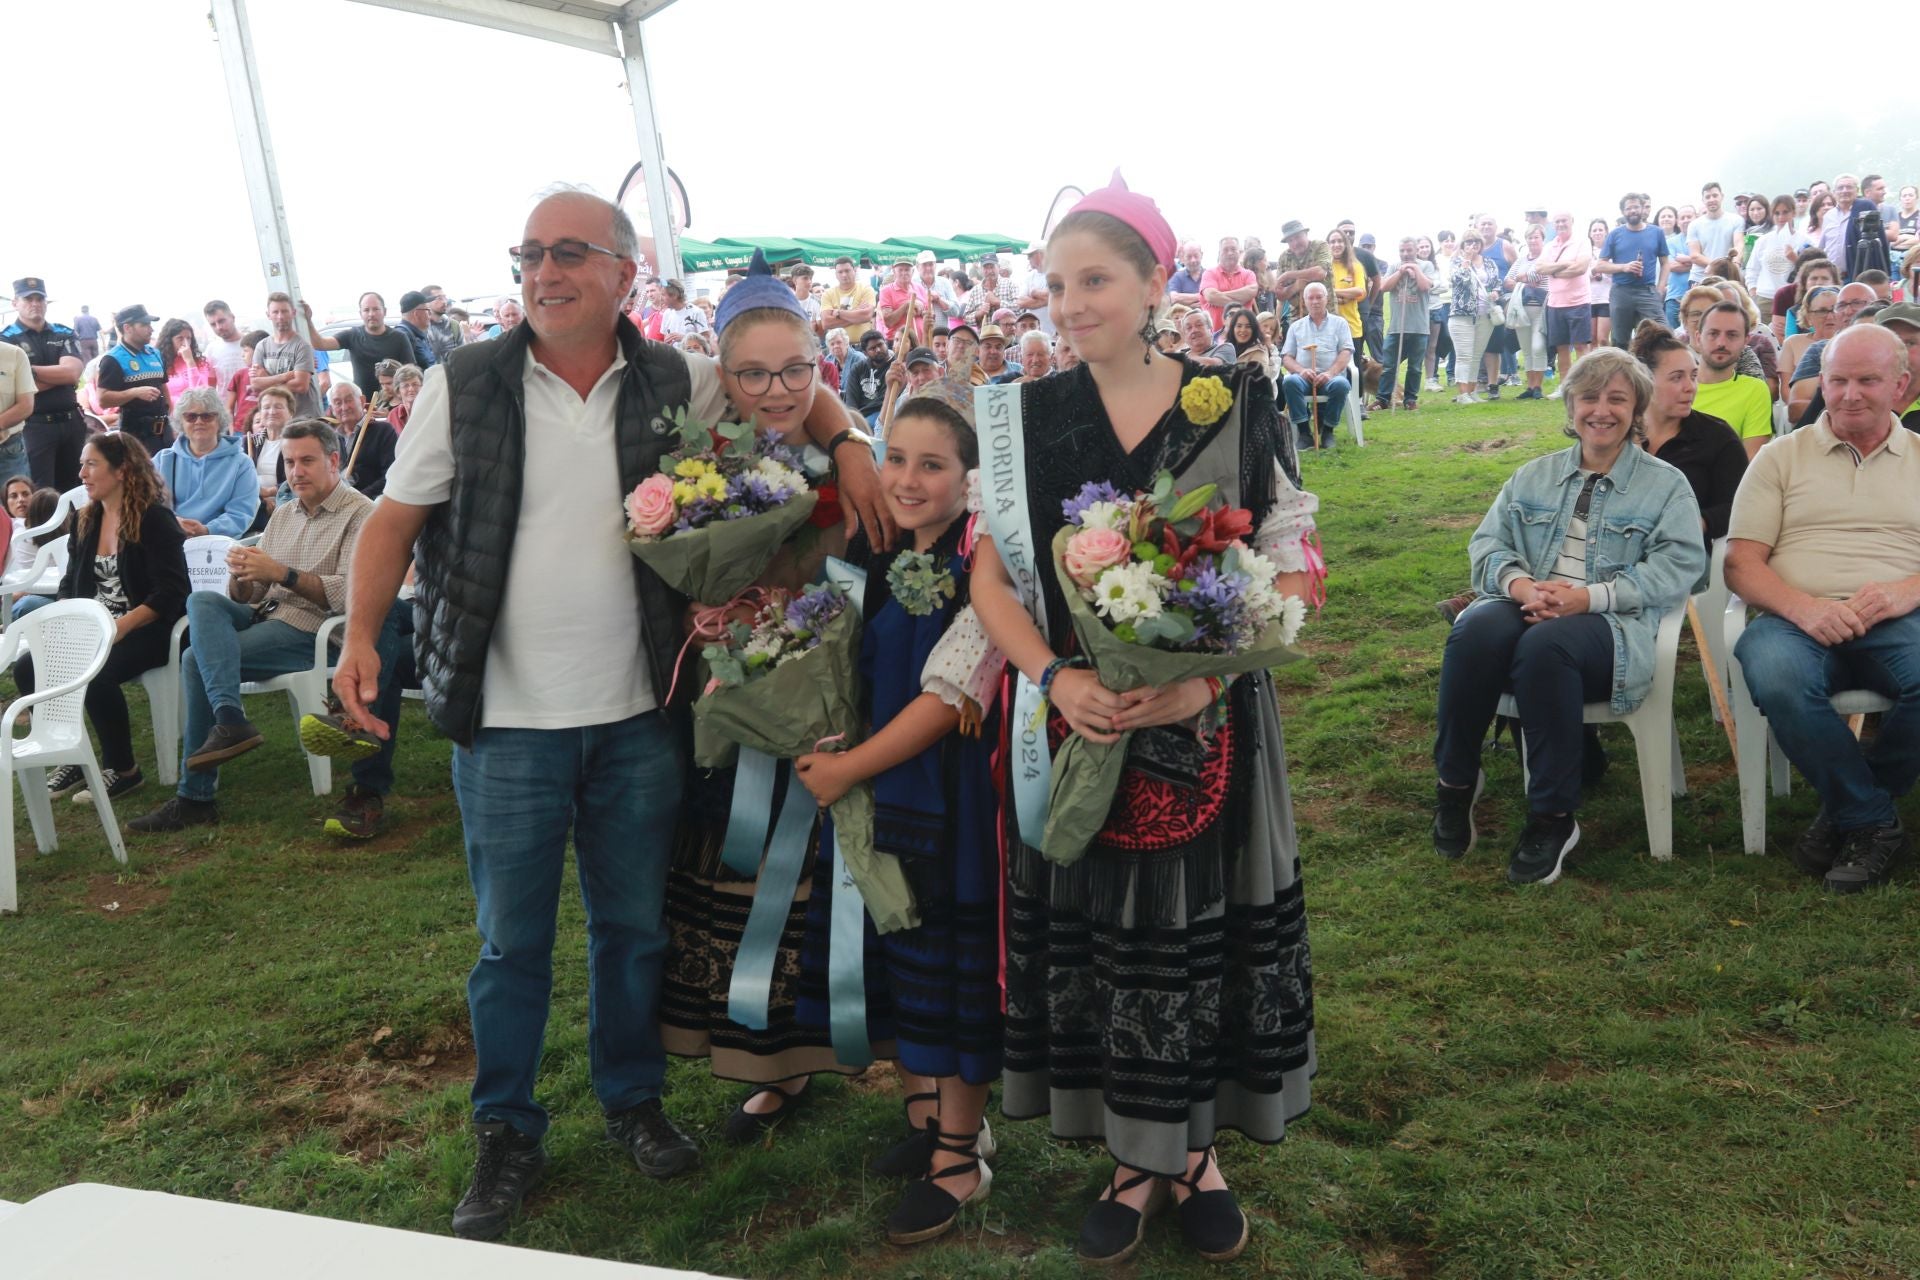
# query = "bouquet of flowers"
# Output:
<box><xmin>693</xmin><ymin>582</ymin><xmax>916</xmax><ymax>934</ymax></box>
<box><xmin>1043</xmin><ymin>471</ymin><xmax>1307</xmax><ymax>866</ymax></box>
<box><xmin>624</xmin><ymin>407</ymin><xmax>820</xmax><ymax>604</ymax></box>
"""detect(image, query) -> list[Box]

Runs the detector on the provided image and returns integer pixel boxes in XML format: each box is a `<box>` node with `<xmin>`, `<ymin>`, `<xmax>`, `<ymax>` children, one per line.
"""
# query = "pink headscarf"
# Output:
<box><xmin>1064</xmin><ymin>170</ymin><xmax>1177</xmax><ymax>274</ymax></box>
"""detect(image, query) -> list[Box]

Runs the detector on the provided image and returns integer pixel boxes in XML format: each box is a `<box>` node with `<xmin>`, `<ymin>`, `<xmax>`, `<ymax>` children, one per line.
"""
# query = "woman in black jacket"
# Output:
<box><xmin>14</xmin><ymin>433</ymin><xmax>190</xmax><ymax>802</ymax></box>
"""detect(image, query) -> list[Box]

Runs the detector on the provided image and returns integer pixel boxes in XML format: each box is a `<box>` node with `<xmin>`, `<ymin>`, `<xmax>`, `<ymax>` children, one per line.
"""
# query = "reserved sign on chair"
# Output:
<box><xmin>182</xmin><ymin>536</ymin><xmax>234</xmax><ymax>596</ymax></box>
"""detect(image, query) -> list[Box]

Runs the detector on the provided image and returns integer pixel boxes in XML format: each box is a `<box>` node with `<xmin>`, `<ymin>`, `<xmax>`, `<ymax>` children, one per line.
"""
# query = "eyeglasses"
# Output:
<box><xmin>1806</xmin><ymin>306</ymin><xmax>1836</xmax><ymax>317</ymax></box>
<box><xmin>507</xmin><ymin>239</ymin><xmax>623</xmax><ymax>270</ymax></box>
<box><xmin>181</xmin><ymin>411</ymin><xmax>220</xmax><ymax>424</ymax></box>
<box><xmin>725</xmin><ymin>361</ymin><xmax>815</xmax><ymax>395</ymax></box>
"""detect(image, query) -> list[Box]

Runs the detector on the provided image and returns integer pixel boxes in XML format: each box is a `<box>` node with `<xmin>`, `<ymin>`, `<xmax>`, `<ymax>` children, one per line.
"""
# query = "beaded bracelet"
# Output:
<box><xmin>1038</xmin><ymin>656</ymin><xmax>1084</xmax><ymax>698</ymax></box>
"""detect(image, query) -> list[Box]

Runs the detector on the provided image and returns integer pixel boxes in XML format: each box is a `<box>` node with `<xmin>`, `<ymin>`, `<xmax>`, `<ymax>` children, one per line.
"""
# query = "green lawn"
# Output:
<box><xmin>3</xmin><ymin>394</ymin><xmax>1918</xmax><ymax>1279</ymax></box>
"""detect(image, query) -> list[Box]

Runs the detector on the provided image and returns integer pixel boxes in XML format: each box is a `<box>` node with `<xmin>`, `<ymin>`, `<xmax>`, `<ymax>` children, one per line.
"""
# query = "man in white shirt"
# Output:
<box><xmin>201</xmin><ymin>300</ymin><xmax>250</xmax><ymax>384</ymax></box>
<box><xmin>1279</xmin><ymin>283</ymin><xmax>1354</xmax><ymax>450</ymax></box>
<box><xmin>1016</xmin><ymin>242</ymin><xmax>1054</xmax><ymax>336</ymax></box>
<box><xmin>334</xmin><ymin>185</ymin><xmax>889</xmax><ymax>1242</ymax></box>
<box><xmin>1687</xmin><ymin>183</ymin><xmax>1744</xmax><ymax>284</ymax></box>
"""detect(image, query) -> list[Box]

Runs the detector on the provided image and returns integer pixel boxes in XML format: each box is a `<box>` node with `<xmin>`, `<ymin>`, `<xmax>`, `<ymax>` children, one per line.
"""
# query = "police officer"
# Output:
<box><xmin>2</xmin><ymin>277</ymin><xmax>88</xmax><ymax>490</ymax></box>
<box><xmin>94</xmin><ymin>305</ymin><xmax>174</xmax><ymax>457</ymax></box>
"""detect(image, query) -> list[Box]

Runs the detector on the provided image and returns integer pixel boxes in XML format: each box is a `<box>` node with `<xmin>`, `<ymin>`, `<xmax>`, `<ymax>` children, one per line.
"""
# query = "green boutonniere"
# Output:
<box><xmin>887</xmin><ymin>550</ymin><xmax>957</xmax><ymax>617</ymax></box>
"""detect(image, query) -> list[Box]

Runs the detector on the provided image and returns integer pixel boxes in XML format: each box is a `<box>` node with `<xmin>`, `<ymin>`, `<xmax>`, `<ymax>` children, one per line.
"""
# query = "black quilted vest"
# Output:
<box><xmin>413</xmin><ymin>316</ymin><xmax>692</xmax><ymax>746</ymax></box>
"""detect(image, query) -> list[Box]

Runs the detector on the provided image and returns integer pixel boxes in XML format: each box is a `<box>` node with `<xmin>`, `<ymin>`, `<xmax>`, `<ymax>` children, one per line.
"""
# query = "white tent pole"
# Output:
<box><xmin>615</xmin><ymin>13</ymin><xmax>681</xmax><ymax>281</ymax></box>
<box><xmin>208</xmin><ymin>0</ymin><xmax>308</xmax><ymax>335</ymax></box>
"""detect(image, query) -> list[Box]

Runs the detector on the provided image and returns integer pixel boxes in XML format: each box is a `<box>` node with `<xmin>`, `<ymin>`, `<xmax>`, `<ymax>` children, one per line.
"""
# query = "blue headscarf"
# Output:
<box><xmin>714</xmin><ymin>249</ymin><xmax>808</xmax><ymax>334</ymax></box>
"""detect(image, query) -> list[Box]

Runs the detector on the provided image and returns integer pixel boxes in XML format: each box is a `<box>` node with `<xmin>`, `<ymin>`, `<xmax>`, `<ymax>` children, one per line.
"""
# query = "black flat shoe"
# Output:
<box><xmin>1173</xmin><ymin>1148</ymin><xmax>1248</xmax><ymax>1261</ymax></box>
<box><xmin>1077</xmin><ymin>1164</ymin><xmax>1168</xmax><ymax>1265</ymax></box>
<box><xmin>722</xmin><ymin>1080</ymin><xmax>811</xmax><ymax>1144</ymax></box>
<box><xmin>884</xmin><ymin>1126</ymin><xmax>992</xmax><ymax>1246</ymax></box>
<box><xmin>872</xmin><ymin>1090</ymin><xmax>938</xmax><ymax>1177</ymax></box>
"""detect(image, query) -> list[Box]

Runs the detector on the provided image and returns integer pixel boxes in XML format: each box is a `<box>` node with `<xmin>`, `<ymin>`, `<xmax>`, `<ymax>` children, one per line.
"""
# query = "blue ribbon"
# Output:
<box><xmin>827</xmin><ymin>828</ymin><xmax>874</xmax><ymax>1068</ymax></box>
<box><xmin>724</xmin><ymin>763</ymin><xmax>821</xmax><ymax>1031</ymax></box>
<box><xmin>1011</xmin><ymin>675</ymin><xmax>1051</xmax><ymax>848</ymax></box>
<box><xmin>718</xmin><ymin>746</ymin><xmax>780</xmax><ymax>876</ymax></box>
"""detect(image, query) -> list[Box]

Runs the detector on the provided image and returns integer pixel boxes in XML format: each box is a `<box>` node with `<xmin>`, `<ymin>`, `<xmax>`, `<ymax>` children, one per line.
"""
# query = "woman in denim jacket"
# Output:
<box><xmin>1431</xmin><ymin>348</ymin><xmax>1707</xmax><ymax>885</ymax></box>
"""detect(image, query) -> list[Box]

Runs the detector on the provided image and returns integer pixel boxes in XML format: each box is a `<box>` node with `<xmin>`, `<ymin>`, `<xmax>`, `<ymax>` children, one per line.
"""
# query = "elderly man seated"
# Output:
<box><xmin>326</xmin><ymin>380</ymin><xmax>399</xmax><ymax>501</ymax></box>
<box><xmin>130</xmin><ymin>419</ymin><xmax>380</xmax><ymax>835</ymax></box>
<box><xmin>155</xmin><ymin>386</ymin><xmax>260</xmax><ymax>537</ymax></box>
<box><xmin>1727</xmin><ymin>325</ymin><xmax>1920</xmax><ymax>892</ymax></box>
<box><xmin>1279</xmin><ymin>283</ymin><xmax>1353</xmax><ymax>451</ymax></box>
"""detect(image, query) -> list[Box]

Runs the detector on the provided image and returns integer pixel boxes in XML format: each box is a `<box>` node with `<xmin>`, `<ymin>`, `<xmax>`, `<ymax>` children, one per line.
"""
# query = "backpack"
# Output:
<box><xmin>1852</xmin><ymin>207</ymin><xmax>1890</xmax><ymax>279</ymax></box>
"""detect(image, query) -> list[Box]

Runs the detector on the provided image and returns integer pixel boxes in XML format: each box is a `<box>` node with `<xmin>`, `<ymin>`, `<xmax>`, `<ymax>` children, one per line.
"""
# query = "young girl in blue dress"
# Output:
<box><xmin>791</xmin><ymin>373</ymin><xmax>1004</xmax><ymax>1246</ymax></box>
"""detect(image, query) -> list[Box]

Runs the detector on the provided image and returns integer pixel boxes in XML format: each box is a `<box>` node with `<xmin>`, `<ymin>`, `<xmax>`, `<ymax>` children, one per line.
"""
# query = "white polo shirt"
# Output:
<box><xmin>385</xmin><ymin>346</ymin><xmax>728</xmax><ymax>730</ymax></box>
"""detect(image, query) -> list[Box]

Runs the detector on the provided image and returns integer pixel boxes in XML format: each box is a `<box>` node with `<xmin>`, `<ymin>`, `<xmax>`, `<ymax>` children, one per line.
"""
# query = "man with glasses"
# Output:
<box><xmin>2</xmin><ymin>277</ymin><xmax>85</xmax><ymax>486</ymax></box>
<box><xmin>251</xmin><ymin>292</ymin><xmax>321</xmax><ymax>420</ymax></box>
<box><xmin>1789</xmin><ymin>283</ymin><xmax>1878</xmax><ymax>425</ymax></box>
<box><xmin>307</xmin><ymin>293</ymin><xmax>417</xmax><ymax>397</ymax></box>
<box><xmin>391</xmin><ymin>292</ymin><xmax>439</xmax><ymax>369</ymax></box>
<box><xmin>329</xmin><ymin>185</ymin><xmax>889</xmax><ymax>1242</ymax></box>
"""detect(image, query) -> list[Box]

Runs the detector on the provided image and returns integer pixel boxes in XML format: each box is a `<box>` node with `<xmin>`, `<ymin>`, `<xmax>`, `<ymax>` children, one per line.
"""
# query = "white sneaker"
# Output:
<box><xmin>1546</xmin><ymin>387</ymin><xmax>1564</xmax><ymax>400</ymax></box>
<box><xmin>1453</xmin><ymin>393</ymin><xmax>1480</xmax><ymax>405</ymax></box>
<box><xmin>1425</xmin><ymin>378</ymin><xmax>1442</xmax><ymax>392</ymax></box>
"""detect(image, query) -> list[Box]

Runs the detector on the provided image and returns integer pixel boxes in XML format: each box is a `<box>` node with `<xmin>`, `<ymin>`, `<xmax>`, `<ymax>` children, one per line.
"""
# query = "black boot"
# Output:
<box><xmin>450</xmin><ymin>1119</ymin><xmax>547</xmax><ymax>1241</ymax></box>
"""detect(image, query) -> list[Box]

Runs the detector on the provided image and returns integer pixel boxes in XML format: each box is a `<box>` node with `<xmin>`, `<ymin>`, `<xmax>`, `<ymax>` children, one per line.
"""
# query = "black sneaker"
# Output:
<box><xmin>451</xmin><ymin>1119</ymin><xmax>547</xmax><ymax>1241</ymax></box>
<box><xmin>1515</xmin><ymin>387</ymin><xmax>1543</xmax><ymax>401</ymax></box>
<box><xmin>1434</xmin><ymin>591</ymin><xmax>1477</xmax><ymax>625</ymax></box>
<box><xmin>1791</xmin><ymin>809</ymin><xmax>1844</xmax><ymax>877</ymax></box>
<box><xmin>606</xmin><ymin>1099</ymin><xmax>699</xmax><ymax>1178</ymax></box>
<box><xmin>128</xmin><ymin>795</ymin><xmax>221</xmax><ymax>834</ymax></box>
<box><xmin>45</xmin><ymin>764</ymin><xmax>85</xmax><ymax>798</ymax></box>
<box><xmin>1509</xmin><ymin>813</ymin><xmax>1580</xmax><ymax>885</ymax></box>
<box><xmin>72</xmin><ymin>767</ymin><xmax>144</xmax><ymax>805</ymax></box>
<box><xmin>186</xmin><ymin>720</ymin><xmax>264</xmax><ymax>772</ymax></box>
<box><xmin>1432</xmin><ymin>771</ymin><xmax>1485</xmax><ymax>859</ymax></box>
<box><xmin>1824</xmin><ymin>820</ymin><xmax>1908</xmax><ymax>894</ymax></box>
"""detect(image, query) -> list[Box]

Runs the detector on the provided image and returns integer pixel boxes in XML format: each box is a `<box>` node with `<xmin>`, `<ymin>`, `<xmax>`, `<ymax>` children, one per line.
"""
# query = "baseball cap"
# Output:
<box><xmin>905</xmin><ymin>346</ymin><xmax>939</xmax><ymax>368</ymax></box>
<box><xmin>915</xmin><ymin>250</ymin><xmax>936</xmax><ymax>265</ymax></box>
<box><xmin>12</xmin><ymin>277</ymin><xmax>47</xmax><ymax>298</ymax></box>
<box><xmin>113</xmin><ymin>304</ymin><xmax>157</xmax><ymax>327</ymax></box>
<box><xmin>398</xmin><ymin>290</ymin><xmax>432</xmax><ymax>313</ymax></box>
<box><xmin>979</xmin><ymin>252</ymin><xmax>1000</xmax><ymax>265</ymax></box>
<box><xmin>1874</xmin><ymin>302</ymin><xmax>1920</xmax><ymax>330</ymax></box>
<box><xmin>1794</xmin><ymin>187</ymin><xmax>1810</xmax><ymax>198</ymax></box>
<box><xmin>1025</xmin><ymin>241</ymin><xmax>1045</xmax><ymax>255</ymax></box>
<box><xmin>1358</xmin><ymin>233</ymin><xmax>1377</xmax><ymax>248</ymax></box>
<box><xmin>947</xmin><ymin>319</ymin><xmax>979</xmax><ymax>340</ymax></box>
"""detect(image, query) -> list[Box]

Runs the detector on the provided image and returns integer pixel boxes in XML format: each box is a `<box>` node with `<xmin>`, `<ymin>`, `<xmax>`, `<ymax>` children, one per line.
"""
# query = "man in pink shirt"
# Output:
<box><xmin>1200</xmin><ymin>236</ymin><xmax>1258</xmax><ymax>332</ymax></box>
<box><xmin>1535</xmin><ymin>210</ymin><xmax>1594</xmax><ymax>394</ymax></box>
<box><xmin>876</xmin><ymin>257</ymin><xmax>926</xmax><ymax>344</ymax></box>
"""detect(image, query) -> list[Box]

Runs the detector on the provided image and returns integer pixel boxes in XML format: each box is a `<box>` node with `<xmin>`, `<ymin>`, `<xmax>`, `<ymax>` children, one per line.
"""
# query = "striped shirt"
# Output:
<box><xmin>1503</xmin><ymin>471</ymin><xmax>1618</xmax><ymax>611</ymax></box>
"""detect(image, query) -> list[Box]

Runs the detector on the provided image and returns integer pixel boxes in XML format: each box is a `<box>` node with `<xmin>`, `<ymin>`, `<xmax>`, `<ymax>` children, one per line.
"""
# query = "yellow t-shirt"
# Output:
<box><xmin>1331</xmin><ymin>259</ymin><xmax>1367</xmax><ymax>346</ymax></box>
<box><xmin>821</xmin><ymin>284</ymin><xmax>876</xmax><ymax>343</ymax></box>
<box><xmin>1694</xmin><ymin>374</ymin><xmax>1774</xmax><ymax>440</ymax></box>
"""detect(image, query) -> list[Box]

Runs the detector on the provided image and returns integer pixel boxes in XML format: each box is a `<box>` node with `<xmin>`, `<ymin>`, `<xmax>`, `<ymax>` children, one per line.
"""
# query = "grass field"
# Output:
<box><xmin>3</xmin><ymin>392</ymin><xmax>1918</xmax><ymax>1279</ymax></box>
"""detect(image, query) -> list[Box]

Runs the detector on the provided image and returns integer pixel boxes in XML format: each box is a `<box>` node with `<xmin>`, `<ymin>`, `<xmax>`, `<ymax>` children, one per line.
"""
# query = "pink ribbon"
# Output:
<box><xmin>1301</xmin><ymin>531</ymin><xmax>1328</xmax><ymax>611</ymax></box>
<box><xmin>670</xmin><ymin>587</ymin><xmax>770</xmax><ymax>705</ymax></box>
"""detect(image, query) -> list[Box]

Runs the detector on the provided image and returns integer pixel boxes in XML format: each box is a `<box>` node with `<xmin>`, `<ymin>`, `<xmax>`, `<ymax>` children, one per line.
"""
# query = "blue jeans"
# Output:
<box><xmin>1282</xmin><ymin>372</ymin><xmax>1349</xmax><ymax>443</ymax></box>
<box><xmin>1376</xmin><ymin>332</ymin><xmax>1428</xmax><ymax>406</ymax></box>
<box><xmin>453</xmin><ymin>711</ymin><xmax>684</xmax><ymax>1137</ymax></box>
<box><xmin>1664</xmin><ymin>296</ymin><xmax>1682</xmax><ymax>328</ymax></box>
<box><xmin>12</xmin><ymin>593</ymin><xmax>53</xmax><ymax>620</ymax></box>
<box><xmin>0</xmin><ymin>431</ymin><xmax>27</xmax><ymax>484</ymax></box>
<box><xmin>177</xmin><ymin>592</ymin><xmax>317</xmax><ymax>801</ymax></box>
<box><xmin>1734</xmin><ymin>611</ymin><xmax>1920</xmax><ymax>830</ymax></box>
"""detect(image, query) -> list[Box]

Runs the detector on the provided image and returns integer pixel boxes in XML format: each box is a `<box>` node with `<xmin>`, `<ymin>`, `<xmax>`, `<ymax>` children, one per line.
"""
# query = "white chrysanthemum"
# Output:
<box><xmin>754</xmin><ymin>458</ymin><xmax>808</xmax><ymax>494</ymax></box>
<box><xmin>1092</xmin><ymin>561</ymin><xmax>1168</xmax><ymax>623</ymax></box>
<box><xmin>1234</xmin><ymin>545</ymin><xmax>1280</xmax><ymax>586</ymax></box>
<box><xmin>1077</xmin><ymin>499</ymin><xmax>1125</xmax><ymax>532</ymax></box>
<box><xmin>1277</xmin><ymin>594</ymin><xmax>1307</xmax><ymax>645</ymax></box>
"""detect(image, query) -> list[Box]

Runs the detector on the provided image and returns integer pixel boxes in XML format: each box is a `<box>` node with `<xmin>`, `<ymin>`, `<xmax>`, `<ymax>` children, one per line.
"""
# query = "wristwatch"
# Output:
<box><xmin>281</xmin><ymin>566</ymin><xmax>299</xmax><ymax>589</ymax></box>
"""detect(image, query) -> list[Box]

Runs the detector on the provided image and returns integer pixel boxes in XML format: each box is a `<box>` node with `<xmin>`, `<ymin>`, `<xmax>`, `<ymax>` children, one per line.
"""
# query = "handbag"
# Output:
<box><xmin>1503</xmin><ymin>286</ymin><xmax>1527</xmax><ymax>330</ymax></box>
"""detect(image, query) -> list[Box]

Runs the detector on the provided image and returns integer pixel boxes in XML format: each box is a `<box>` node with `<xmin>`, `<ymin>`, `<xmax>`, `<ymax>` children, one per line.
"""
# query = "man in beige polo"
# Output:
<box><xmin>0</xmin><ymin>337</ymin><xmax>34</xmax><ymax>482</ymax></box>
<box><xmin>1727</xmin><ymin>324</ymin><xmax>1920</xmax><ymax>893</ymax></box>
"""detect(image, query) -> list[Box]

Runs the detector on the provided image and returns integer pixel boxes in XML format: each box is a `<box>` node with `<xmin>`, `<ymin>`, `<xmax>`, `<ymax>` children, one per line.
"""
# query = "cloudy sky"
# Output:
<box><xmin>3</xmin><ymin>0</ymin><xmax>1887</xmax><ymax>327</ymax></box>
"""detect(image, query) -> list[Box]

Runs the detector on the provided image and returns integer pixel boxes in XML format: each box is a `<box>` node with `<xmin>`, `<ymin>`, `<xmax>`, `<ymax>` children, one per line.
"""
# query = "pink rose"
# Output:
<box><xmin>628</xmin><ymin>473</ymin><xmax>677</xmax><ymax>538</ymax></box>
<box><xmin>1063</xmin><ymin>526</ymin><xmax>1133</xmax><ymax>590</ymax></box>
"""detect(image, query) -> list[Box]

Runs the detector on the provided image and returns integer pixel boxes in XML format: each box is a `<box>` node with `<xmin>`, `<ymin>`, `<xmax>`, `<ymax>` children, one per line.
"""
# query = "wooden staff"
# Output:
<box><xmin>876</xmin><ymin>288</ymin><xmax>919</xmax><ymax>431</ymax></box>
<box><xmin>1686</xmin><ymin>599</ymin><xmax>1738</xmax><ymax>766</ymax></box>
<box><xmin>1304</xmin><ymin>343</ymin><xmax>1321</xmax><ymax>451</ymax></box>
<box><xmin>342</xmin><ymin>403</ymin><xmax>376</xmax><ymax>481</ymax></box>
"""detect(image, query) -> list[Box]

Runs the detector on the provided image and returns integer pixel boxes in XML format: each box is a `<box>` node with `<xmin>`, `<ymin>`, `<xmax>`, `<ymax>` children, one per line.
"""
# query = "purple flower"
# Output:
<box><xmin>1061</xmin><ymin>480</ymin><xmax>1123</xmax><ymax>524</ymax></box>
<box><xmin>784</xmin><ymin>584</ymin><xmax>846</xmax><ymax>640</ymax></box>
<box><xmin>1167</xmin><ymin>561</ymin><xmax>1256</xmax><ymax>653</ymax></box>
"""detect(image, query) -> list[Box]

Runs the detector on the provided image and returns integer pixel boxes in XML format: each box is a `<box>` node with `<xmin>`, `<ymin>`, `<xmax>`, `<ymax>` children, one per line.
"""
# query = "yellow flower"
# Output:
<box><xmin>672</xmin><ymin>481</ymin><xmax>697</xmax><ymax>506</ymax></box>
<box><xmin>674</xmin><ymin>457</ymin><xmax>710</xmax><ymax>479</ymax></box>
<box><xmin>696</xmin><ymin>472</ymin><xmax>727</xmax><ymax>499</ymax></box>
<box><xmin>1179</xmin><ymin>376</ymin><xmax>1233</xmax><ymax>427</ymax></box>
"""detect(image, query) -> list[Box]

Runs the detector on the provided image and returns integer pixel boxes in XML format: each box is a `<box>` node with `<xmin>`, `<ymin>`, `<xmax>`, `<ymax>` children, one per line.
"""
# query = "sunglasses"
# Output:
<box><xmin>181</xmin><ymin>411</ymin><xmax>220</xmax><ymax>424</ymax></box>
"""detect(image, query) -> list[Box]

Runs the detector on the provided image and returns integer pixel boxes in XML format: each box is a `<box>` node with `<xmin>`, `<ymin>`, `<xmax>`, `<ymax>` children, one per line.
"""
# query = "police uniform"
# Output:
<box><xmin>2</xmin><ymin>276</ymin><xmax>88</xmax><ymax>490</ymax></box>
<box><xmin>95</xmin><ymin>304</ymin><xmax>174</xmax><ymax>458</ymax></box>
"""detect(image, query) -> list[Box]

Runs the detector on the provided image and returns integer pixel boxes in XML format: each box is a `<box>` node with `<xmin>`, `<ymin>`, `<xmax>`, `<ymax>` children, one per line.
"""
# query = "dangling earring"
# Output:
<box><xmin>1138</xmin><ymin>308</ymin><xmax>1156</xmax><ymax>365</ymax></box>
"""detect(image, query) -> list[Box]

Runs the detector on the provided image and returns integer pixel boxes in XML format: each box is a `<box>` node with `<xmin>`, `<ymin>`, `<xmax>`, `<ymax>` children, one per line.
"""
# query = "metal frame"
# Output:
<box><xmin>207</xmin><ymin>0</ymin><xmax>685</xmax><ymax>311</ymax></box>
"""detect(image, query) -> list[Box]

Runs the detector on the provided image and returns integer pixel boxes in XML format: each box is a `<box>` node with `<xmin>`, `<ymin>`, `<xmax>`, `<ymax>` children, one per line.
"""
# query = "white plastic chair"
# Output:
<box><xmin>0</xmin><ymin>599</ymin><xmax>127</xmax><ymax>913</ymax></box>
<box><xmin>1496</xmin><ymin>603</ymin><xmax>1688</xmax><ymax>861</ymax></box>
<box><xmin>1724</xmin><ymin>594</ymin><xmax>1894</xmax><ymax>856</ymax></box>
<box><xmin>0</xmin><ymin>534</ymin><xmax>69</xmax><ymax>611</ymax></box>
<box><xmin>22</xmin><ymin>485</ymin><xmax>88</xmax><ymax>542</ymax></box>
<box><xmin>238</xmin><ymin>614</ymin><xmax>346</xmax><ymax>796</ymax></box>
<box><xmin>1693</xmin><ymin>540</ymin><xmax>1731</xmax><ymax>720</ymax></box>
<box><xmin>133</xmin><ymin>618</ymin><xmax>191</xmax><ymax>787</ymax></box>
<box><xmin>1305</xmin><ymin>390</ymin><xmax>1366</xmax><ymax>447</ymax></box>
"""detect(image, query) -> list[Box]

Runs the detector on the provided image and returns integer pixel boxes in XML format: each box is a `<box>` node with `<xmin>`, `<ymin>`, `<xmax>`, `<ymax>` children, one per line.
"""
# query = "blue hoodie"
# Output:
<box><xmin>156</xmin><ymin>434</ymin><xmax>260</xmax><ymax>537</ymax></box>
